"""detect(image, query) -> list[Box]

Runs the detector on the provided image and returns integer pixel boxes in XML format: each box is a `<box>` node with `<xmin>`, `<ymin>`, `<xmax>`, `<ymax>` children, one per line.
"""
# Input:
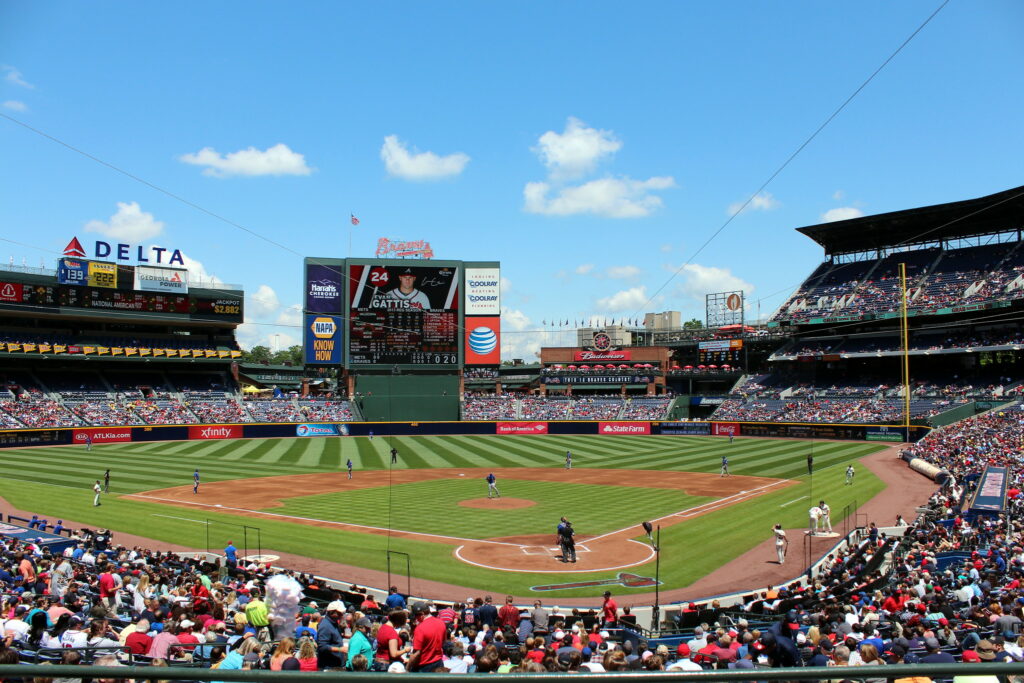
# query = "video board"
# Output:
<box><xmin>348</xmin><ymin>263</ymin><xmax>460</xmax><ymax>365</ymax></box>
<box><xmin>59</xmin><ymin>286</ymin><xmax>191</xmax><ymax>314</ymax></box>
<box><xmin>698</xmin><ymin>339</ymin><xmax>743</xmax><ymax>365</ymax></box>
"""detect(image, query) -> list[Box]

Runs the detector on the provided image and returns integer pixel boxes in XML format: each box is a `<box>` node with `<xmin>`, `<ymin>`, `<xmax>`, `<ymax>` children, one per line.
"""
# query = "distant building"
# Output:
<box><xmin>644</xmin><ymin>311</ymin><xmax>681</xmax><ymax>330</ymax></box>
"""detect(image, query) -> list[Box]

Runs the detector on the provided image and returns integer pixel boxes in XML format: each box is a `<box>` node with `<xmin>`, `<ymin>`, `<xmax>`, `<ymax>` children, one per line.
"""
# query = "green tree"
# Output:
<box><xmin>270</xmin><ymin>345</ymin><xmax>303</xmax><ymax>366</ymax></box>
<box><xmin>683</xmin><ymin>318</ymin><xmax>704</xmax><ymax>329</ymax></box>
<box><xmin>243</xmin><ymin>345</ymin><xmax>272</xmax><ymax>363</ymax></box>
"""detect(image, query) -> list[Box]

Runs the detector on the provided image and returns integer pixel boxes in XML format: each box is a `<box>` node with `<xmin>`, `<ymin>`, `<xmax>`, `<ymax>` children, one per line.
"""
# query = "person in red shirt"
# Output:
<box><xmin>497</xmin><ymin>595</ymin><xmax>519</xmax><ymax>632</ymax></box>
<box><xmin>125</xmin><ymin>619</ymin><xmax>153</xmax><ymax>655</ymax></box>
<box><xmin>375</xmin><ymin>610</ymin><xmax>410</xmax><ymax>666</ymax></box>
<box><xmin>98</xmin><ymin>563</ymin><xmax>118</xmax><ymax>618</ymax></box>
<box><xmin>408</xmin><ymin>602</ymin><xmax>445</xmax><ymax>672</ymax></box>
<box><xmin>190</xmin><ymin>581</ymin><xmax>211</xmax><ymax>613</ymax></box>
<box><xmin>601</xmin><ymin>591</ymin><xmax>618</xmax><ymax>627</ymax></box>
<box><xmin>176</xmin><ymin>619</ymin><xmax>200</xmax><ymax>650</ymax></box>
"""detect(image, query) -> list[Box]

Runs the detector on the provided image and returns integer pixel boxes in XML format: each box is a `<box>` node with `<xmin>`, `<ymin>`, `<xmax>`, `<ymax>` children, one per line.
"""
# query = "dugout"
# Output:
<box><xmin>351</xmin><ymin>373</ymin><xmax>461</xmax><ymax>421</ymax></box>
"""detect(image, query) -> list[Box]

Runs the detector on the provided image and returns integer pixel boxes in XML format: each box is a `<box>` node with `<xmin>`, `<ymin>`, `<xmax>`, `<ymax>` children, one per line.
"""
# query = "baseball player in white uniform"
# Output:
<box><xmin>384</xmin><ymin>269</ymin><xmax>432</xmax><ymax>310</ymax></box>
<box><xmin>818</xmin><ymin>500</ymin><xmax>832</xmax><ymax>532</ymax></box>
<box><xmin>773</xmin><ymin>524</ymin><xmax>788</xmax><ymax>564</ymax></box>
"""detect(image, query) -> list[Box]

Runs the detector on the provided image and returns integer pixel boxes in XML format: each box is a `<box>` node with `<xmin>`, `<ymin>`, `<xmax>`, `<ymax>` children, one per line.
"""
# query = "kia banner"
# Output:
<box><xmin>188</xmin><ymin>425</ymin><xmax>242</xmax><ymax>440</ymax></box>
<box><xmin>73</xmin><ymin>428</ymin><xmax>132</xmax><ymax>444</ymax></box>
<box><xmin>598</xmin><ymin>422</ymin><xmax>651</xmax><ymax>435</ymax></box>
<box><xmin>712</xmin><ymin>422</ymin><xmax>740</xmax><ymax>436</ymax></box>
<box><xmin>496</xmin><ymin>422</ymin><xmax>548</xmax><ymax>435</ymax></box>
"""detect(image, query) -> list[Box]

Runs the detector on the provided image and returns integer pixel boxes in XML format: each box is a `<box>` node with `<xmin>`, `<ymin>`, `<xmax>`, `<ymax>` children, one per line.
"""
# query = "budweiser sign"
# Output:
<box><xmin>573</xmin><ymin>350</ymin><xmax>633</xmax><ymax>361</ymax></box>
<box><xmin>496</xmin><ymin>422</ymin><xmax>548</xmax><ymax>435</ymax></box>
<box><xmin>189</xmin><ymin>425</ymin><xmax>241</xmax><ymax>440</ymax></box>
<box><xmin>599</xmin><ymin>422</ymin><xmax>651</xmax><ymax>435</ymax></box>
<box><xmin>73</xmin><ymin>428</ymin><xmax>132</xmax><ymax>444</ymax></box>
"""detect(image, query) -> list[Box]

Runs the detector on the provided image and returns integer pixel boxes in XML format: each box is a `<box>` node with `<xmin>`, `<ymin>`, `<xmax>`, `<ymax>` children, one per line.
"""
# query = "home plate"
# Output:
<box><xmin>215</xmin><ymin>504</ymin><xmax>223</xmax><ymax>507</ymax></box>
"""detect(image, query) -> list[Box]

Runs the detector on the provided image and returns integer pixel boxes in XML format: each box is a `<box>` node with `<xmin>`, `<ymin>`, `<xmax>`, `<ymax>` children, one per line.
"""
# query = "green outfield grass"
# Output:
<box><xmin>0</xmin><ymin>434</ymin><xmax>888</xmax><ymax>597</ymax></box>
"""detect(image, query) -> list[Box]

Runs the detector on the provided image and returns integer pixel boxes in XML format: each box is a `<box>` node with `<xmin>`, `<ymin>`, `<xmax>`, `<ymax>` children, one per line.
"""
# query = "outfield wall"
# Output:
<box><xmin>0</xmin><ymin>419</ymin><xmax>930</xmax><ymax>448</ymax></box>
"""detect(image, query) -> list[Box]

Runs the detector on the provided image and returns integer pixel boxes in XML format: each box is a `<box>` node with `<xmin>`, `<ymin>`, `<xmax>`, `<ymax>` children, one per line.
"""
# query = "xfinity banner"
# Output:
<box><xmin>135</xmin><ymin>266</ymin><xmax>189</xmax><ymax>294</ymax></box>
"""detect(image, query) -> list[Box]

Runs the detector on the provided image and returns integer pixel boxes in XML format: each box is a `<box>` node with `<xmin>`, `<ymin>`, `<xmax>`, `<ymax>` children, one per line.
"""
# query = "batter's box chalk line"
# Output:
<box><xmin>520</xmin><ymin>544</ymin><xmax>590</xmax><ymax>556</ymax></box>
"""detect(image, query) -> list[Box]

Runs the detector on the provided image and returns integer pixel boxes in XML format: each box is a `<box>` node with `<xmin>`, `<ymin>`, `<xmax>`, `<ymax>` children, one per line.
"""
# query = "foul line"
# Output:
<box><xmin>454</xmin><ymin>539</ymin><xmax>656</xmax><ymax>574</ymax></box>
<box><xmin>151</xmin><ymin>514</ymin><xmax>207</xmax><ymax>523</ymax></box>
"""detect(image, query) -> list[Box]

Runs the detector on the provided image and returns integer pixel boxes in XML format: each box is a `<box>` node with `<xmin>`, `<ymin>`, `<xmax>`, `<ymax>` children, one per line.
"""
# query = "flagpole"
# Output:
<box><xmin>349</xmin><ymin>213</ymin><xmax>353</xmax><ymax>258</ymax></box>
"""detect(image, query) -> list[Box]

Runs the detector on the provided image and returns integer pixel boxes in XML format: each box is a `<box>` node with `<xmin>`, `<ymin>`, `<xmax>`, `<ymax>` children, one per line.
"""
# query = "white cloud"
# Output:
<box><xmin>234</xmin><ymin>322</ymin><xmax>299</xmax><ymax>352</ymax></box>
<box><xmin>676</xmin><ymin>263</ymin><xmax>754</xmax><ymax>301</ymax></box>
<box><xmin>727</xmin><ymin>191</ymin><xmax>781</xmax><ymax>216</ymax></box>
<box><xmin>502</xmin><ymin>308</ymin><xmax>531</xmax><ymax>332</ymax></box>
<box><xmin>380</xmin><ymin>135</ymin><xmax>469</xmax><ymax>181</ymax></box>
<box><xmin>178</xmin><ymin>143</ymin><xmax>313</xmax><ymax>178</ymax></box>
<box><xmin>575</xmin><ymin>263</ymin><xmax>595</xmax><ymax>275</ymax></box>
<box><xmin>248</xmin><ymin>285</ymin><xmax>280</xmax><ymax>318</ymax></box>
<box><xmin>3</xmin><ymin>100</ymin><xmax>27</xmax><ymax>112</ymax></box>
<box><xmin>524</xmin><ymin>176</ymin><xmax>675</xmax><ymax>218</ymax></box>
<box><xmin>500</xmin><ymin>276</ymin><xmax>513</xmax><ymax>293</ymax></box>
<box><xmin>596</xmin><ymin>286</ymin><xmax>652</xmax><ymax>312</ymax></box>
<box><xmin>833</xmin><ymin>190</ymin><xmax>845</xmax><ymax>200</ymax></box>
<box><xmin>821</xmin><ymin>206</ymin><xmax>864</xmax><ymax>223</ymax></box>
<box><xmin>177</xmin><ymin>252</ymin><xmax>222</xmax><ymax>286</ymax></box>
<box><xmin>2</xmin><ymin>66</ymin><xmax>33</xmax><ymax>89</ymax></box>
<box><xmin>533</xmin><ymin>117</ymin><xmax>621</xmax><ymax>180</ymax></box>
<box><xmin>659</xmin><ymin>243</ymin><xmax>673</xmax><ymax>253</ymax></box>
<box><xmin>84</xmin><ymin>201</ymin><xmax>164</xmax><ymax>243</ymax></box>
<box><xmin>500</xmin><ymin>307</ymin><xmax>559</xmax><ymax>361</ymax></box>
<box><xmin>606</xmin><ymin>265</ymin><xmax>641</xmax><ymax>279</ymax></box>
<box><xmin>275</xmin><ymin>306</ymin><xmax>302</xmax><ymax>327</ymax></box>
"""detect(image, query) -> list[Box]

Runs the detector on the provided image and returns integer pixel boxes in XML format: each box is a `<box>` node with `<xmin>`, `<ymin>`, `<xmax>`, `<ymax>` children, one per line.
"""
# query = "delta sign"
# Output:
<box><xmin>304</xmin><ymin>314</ymin><xmax>342</xmax><ymax>364</ymax></box>
<box><xmin>63</xmin><ymin>236</ymin><xmax>185</xmax><ymax>266</ymax></box>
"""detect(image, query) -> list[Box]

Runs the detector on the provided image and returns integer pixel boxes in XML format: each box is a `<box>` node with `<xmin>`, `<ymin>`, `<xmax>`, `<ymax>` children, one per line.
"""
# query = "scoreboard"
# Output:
<box><xmin>347</xmin><ymin>263</ymin><xmax>459</xmax><ymax>365</ymax></box>
<box><xmin>698</xmin><ymin>339</ymin><xmax>743</xmax><ymax>365</ymax></box>
<box><xmin>302</xmin><ymin>257</ymin><xmax>500</xmax><ymax>367</ymax></box>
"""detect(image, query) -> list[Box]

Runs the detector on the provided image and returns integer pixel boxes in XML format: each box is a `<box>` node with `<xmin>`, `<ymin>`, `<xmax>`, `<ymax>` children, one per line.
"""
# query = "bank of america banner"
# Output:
<box><xmin>134</xmin><ymin>266</ymin><xmax>189</xmax><ymax>294</ymax></box>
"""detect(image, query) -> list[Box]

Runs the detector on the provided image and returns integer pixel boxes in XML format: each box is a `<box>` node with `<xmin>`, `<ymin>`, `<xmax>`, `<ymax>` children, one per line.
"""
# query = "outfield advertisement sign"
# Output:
<box><xmin>305</xmin><ymin>264</ymin><xmax>343</xmax><ymax>314</ymax></box>
<box><xmin>599</xmin><ymin>422</ymin><xmax>650</xmax><ymax>435</ymax></box>
<box><xmin>304</xmin><ymin>315</ymin><xmax>343</xmax><ymax>365</ymax></box>
<box><xmin>712</xmin><ymin>422</ymin><xmax>740</xmax><ymax>436</ymax></box>
<box><xmin>134</xmin><ymin>266</ymin><xmax>189</xmax><ymax>294</ymax></box>
<box><xmin>658</xmin><ymin>422</ymin><xmax>711</xmax><ymax>435</ymax></box>
<box><xmin>465</xmin><ymin>316</ymin><xmax>500</xmax><ymax>365</ymax></box>
<box><xmin>188</xmin><ymin>425</ymin><xmax>241</xmax><ymax>440</ymax></box>
<box><xmin>496</xmin><ymin>422</ymin><xmax>548</xmax><ymax>435</ymax></box>
<box><xmin>464</xmin><ymin>267</ymin><xmax>500</xmax><ymax>315</ymax></box>
<box><xmin>296</xmin><ymin>423</ymin><xmax>350</xmax><ymax>437</ymax></box>
<box><xmin>73</xmin><ymin>428</ymin><xmax>132</xmax><ymax>444</ymax></box>
<box><xmin>865</xmin><ymin>426</ymin><xmax>905</xmax><ymax>442</ymax></box>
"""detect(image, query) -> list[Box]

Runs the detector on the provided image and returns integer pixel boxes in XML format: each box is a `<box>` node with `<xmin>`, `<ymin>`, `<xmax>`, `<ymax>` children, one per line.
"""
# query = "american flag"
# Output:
<box><xmin>350</xmin><ymin>214</ymin><xmax>360</xmax><ymax>226</ymax></box>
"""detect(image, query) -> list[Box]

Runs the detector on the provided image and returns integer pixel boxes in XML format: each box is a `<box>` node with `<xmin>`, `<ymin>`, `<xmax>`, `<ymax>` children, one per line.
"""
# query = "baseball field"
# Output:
<box><xmin>0</xmin><ymin>433</ymin><xmax>886</xmax><ymax>598</ymax></box>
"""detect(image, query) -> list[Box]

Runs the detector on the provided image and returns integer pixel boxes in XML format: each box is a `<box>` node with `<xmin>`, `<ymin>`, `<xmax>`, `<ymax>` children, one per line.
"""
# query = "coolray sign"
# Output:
<box><xmin>188</xmin><ymin>425</ymin><xmax>241</xmax><ymax>440</ymax></box>
<box><xmin>73</xmin><ymin>428</ymin><xmax>132</xmax><ymax>444</ymax></box>
<box><xmin>296</xmin><ymin>423</ymin><xmax>346</xmax><ymax>437</ymax></box>
<box><xmin>598</xmin><ymin>422</ymin><xmax>650</xmax><ymax>435</ymax></box>
<box><xmin>305</xmin><ymin>264</ymin><xmax>343</xmax><ymax>314</ymax></box>
<box><xmin>64</xmin><ymin>237</ymin><xmax>185</xmax><ymax>266</ymax></box>
<box><xmin>134</xmin><ymin>266</ymin><xmax>189</xmax><ymax>294</ymax></box>
<box><xmin>464</xmin><ymin>267</ymin><xmax>500</xmax><ymax>315</ymax></box>
<box><xmin>304</xmin><ymin>314</ymin><xmax>343</xmax><ymax>364</ymax></box>
<box><xmin>712</xmin><ymin>422</ymin><xmax>740</xmax><ymax>436</ymax></box>
<box><xmin>496</xmin><ymin>422</ymin><xmax>548</xmax><ymax>435</ymax></box>
<box><xmin>573</xmin><ymin>350</ymin><xmax>633</xmax><ymax>362</ymax></box>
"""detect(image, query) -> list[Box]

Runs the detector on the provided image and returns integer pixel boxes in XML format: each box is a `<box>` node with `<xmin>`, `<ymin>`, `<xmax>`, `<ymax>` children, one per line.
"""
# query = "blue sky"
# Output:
<box><xmin>1</xmin><ymin>1</ymin><xmax>1022</xmax><ymax>359</ymax></box>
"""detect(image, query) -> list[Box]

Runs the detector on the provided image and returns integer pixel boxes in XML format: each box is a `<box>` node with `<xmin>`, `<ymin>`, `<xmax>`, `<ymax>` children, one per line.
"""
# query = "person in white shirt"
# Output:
<box><xmin>59</xmin><ymin>616</ymin><xmax>88</xmax><ymax>649</ymax></box>
<box><xmin>773</xmin><ymin>524</ymin><xmax>788</xmax><ymax>564</ymax></box>
<box><xmin>2</xmin><ymin>607</ymin><xmax>30</xmax><ymax>642</ymax></box>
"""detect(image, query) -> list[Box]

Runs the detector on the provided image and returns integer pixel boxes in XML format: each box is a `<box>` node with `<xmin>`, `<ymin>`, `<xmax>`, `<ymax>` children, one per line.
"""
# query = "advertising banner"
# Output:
<box><xmin>73</xmin><ymin>428</ymin><xmax>132</xmax><ymax>444</ymax></box>
<box><xmin>865</xmin><ymin>426</ymin><xmax>905</xmax><ymax>442</ymax></box>
<box><xmin>57</xmin><ymin>258</ymin><xmax>88</xmax><ymax>286</ymax></box>
<box><xmin>544</xmin><ymin>375</ymin><xmax>653</xmax><ymax>385</ymax></box>
<box><xmin>296</xmin><ymin>423</ymin><xmax>349</xmax><ymax>437</ymax></box>
<box><xmin>134</xmin><ymin>266</ymin><xmax>189</xmax><ymax>294</ymax></box>
<box><xmin>0</xmin><ymin>283</ymin><xmax>22</xmax><ymax>303</ymax></box>
<box><xmin>305</xmin><ymin>263</ymin><xmax>343</xmax><ymax>314</ymax></box>
<box><xmin>188</xmin><ymin>425</ymin><xmax>242</xmax><ymax>440</ymax></box>
<box><xmin>464</xmin><ymin>267</ymin><xmax>500</xmax><ymax>315</ymax></box>
<box><xmin>87</xmin><ymin>261</ymin><xmax>117</xmax><ymax>288</ymax></box>
<box><xmin>465</xmin><ymin>316</ymin><xmax>500</xmax><ymax>365</ymax></box>
<box><xmin>573</xmin><ymin>350</ymin><xmax>633</xmax><ymax>362</ymax></box>
<box><xmin>712</xmin><ymin>422</ymin><xmax>740</xmax><ymax>436</ymax></box>
<box><xmin>658</xmin><ymin>422</ymin><xmax>711</xmax><ymax>435</ymax></box>
<box><xmin>496</xmin><ymin>422</ymin><xmax>548</xmax><ymax>435</ymax></box>
<box><xmin>968</xmin><ymin>466</ymin><xmax>1008</xmax><ymax>513</ymax></box>
<box><xmin>598</xmin><ymin>422</ymin><xmax>651</xmax><ymax>435</ymax></box>
<box><xmin>304</xmin><ymin>314</ymin><xmax>343</xmax><ymax>365</ymax></box>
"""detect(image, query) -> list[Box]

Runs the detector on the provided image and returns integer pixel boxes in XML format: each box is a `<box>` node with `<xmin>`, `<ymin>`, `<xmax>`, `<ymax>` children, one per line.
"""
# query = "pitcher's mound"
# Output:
<box><xmin>459</xmin><ymin>497</ymin><xmax>536</xmax><ymax>509</ymax></box>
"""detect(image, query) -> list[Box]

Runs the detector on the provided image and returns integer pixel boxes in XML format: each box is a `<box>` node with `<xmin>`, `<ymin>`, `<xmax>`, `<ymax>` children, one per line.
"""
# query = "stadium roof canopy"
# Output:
<box><xmin>796</xmin><ymin>185</ymin><xmax>1024</xmax><ymax>256</ymax></box>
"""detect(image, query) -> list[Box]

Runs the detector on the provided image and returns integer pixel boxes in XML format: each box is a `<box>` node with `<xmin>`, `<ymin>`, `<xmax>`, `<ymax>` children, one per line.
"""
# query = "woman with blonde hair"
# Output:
<box><xmin>132</xmin><ymin>573</ymin><xmax>153</xmax><ymax>615</ymax></box>
<box><xmin>296</xmin><ymin>636</ymin><xmax>318</xmax><ymax>671</ymax></box>
<box><xmin>269</xmin><ymin>637</ymin><xmax>296</xmax><ymax>670</ymax></box>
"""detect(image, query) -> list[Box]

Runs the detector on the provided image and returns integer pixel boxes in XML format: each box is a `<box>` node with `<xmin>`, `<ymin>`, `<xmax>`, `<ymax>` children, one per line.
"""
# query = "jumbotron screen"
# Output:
<box><xmin>348</xmin><ymin>263</ymin><xmax>460</xmax><ymax>365</ymax></box>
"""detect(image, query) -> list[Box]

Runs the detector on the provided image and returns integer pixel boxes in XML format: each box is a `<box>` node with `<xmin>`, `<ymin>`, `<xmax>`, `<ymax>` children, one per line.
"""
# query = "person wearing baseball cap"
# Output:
<box><xmin>347</xmin><ymin>617</ymin><xmax>375</xmax><ymax>670</ymax></box>
<box><xmin>316</xmin><ymin>600</ymin><xmax>348</xmax><ymax>669</ymax></box>
<box><xmin>408</xmin><ymin>602</ymin><xmax>445</xmax><ymax>672</ymax></box>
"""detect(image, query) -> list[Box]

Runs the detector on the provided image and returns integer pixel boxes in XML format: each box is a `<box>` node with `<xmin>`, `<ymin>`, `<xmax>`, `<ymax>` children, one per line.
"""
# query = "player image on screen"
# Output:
<box><xmin>382</xmin><ymin>268</ymin><xmax>433</xmax><ymax>311</ymax></box>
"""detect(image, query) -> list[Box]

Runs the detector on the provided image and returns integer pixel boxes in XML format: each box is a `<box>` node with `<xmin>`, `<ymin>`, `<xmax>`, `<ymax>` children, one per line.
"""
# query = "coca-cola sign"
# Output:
<box><xmin>573</xmin><ymin>350</ymin><xmax>633</xmax><ymax>362</ymax></box>
<box><xmin>712</xmin><ymin>422</ymin><xmax>740</xmax><ymax>436</ymax></box>
<box><xmin>496</xmin><ymin>422</ymin><xmax>549</xmax><ymax>435</ymax></box>
<box><xmin>598</xmin><ymin>422</ymin><xmax>651</xmax><ymax>435</ymax></box>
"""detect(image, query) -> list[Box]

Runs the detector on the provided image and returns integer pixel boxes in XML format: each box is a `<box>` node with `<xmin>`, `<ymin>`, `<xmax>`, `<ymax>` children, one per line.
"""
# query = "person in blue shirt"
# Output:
<box><xmin>28</xmin><ymin>516</ymin><xmax>38</xmax><ymax>529</ymax></box>
<box><xmin>346</xmin><ymin>459</ymin><xmax>353</xmax><ymax>480</ymax></box>
<box><xmin>53</xmin><ymin>520</ymin><xmax>64</xmax><ymax>536</ymax></box>
<box><xmin>193</xmin><ymin>469</ymin><xmax>200</xmax><ymax>494</ymax></box>
<box><xmin>224</xmin><ymin>541</ymin><xmax>238</xmax><ymax>572</ymax></box>
<box><xmin>384</xmin><ymin>586</ymin><xmax>406</xmax><ymax>610</ymax></box>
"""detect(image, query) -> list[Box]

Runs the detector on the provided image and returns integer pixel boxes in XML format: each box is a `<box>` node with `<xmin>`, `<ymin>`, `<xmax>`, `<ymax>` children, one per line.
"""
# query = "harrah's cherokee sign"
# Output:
<box><xmin>496</xmin><ymin>422</ymin><xmax>548</xmax><ymax>435</ymax></box>
<box><xmin>464</xmin><ymin>267</ymin><xmax>500</xmax><ymax>315</ymax></box>
<box><xmin>574</xmin><ymin>350</ymin><xmax>633</xmax><ymax>362</ymax></box>
<box><xmin>188</xmin><ymin>425</ymin><xmax>241</xmax><ymax>440</ymax></box>
<box><xmin>64</xmin><ymin>237</ymin><xmax>185</xmax><ymax>266</ymax></box>
<box><xmin>305</xmin><ymin>264</ymin><xmax>342</xmax><ymax>314</ymax></box>
<box><xmin>599</xmin><ymin>421</ymin><xmax>651</xmax><ymax>435</ymax></box>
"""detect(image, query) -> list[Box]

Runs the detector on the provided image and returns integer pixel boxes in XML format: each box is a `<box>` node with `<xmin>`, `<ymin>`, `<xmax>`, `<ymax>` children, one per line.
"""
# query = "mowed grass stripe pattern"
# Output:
<box><xmin>1</xmin><ymin>435</ymin><xmax>879</xmax><ymax>495</ymax></box>
<box><xmin>266</xmin><ymin>478</ymin><xmax>714</xmax><ymax>538</ymax></box>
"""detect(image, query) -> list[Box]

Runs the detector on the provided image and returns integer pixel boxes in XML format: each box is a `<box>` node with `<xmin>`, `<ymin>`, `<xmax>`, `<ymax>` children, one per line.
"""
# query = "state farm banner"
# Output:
<box><xmin>496</xmin><ymin>422</ymin><xmax>548</xmax><ymax>435</ymax></box>
<box><xmin>598</xmin><ymin>422</ymin><xmax>651</xmax><ymax>435</ymax></box>
<box><xmin>573</xmin><ymin>350</ymin><xmax>633</xmax><ymax>362</ymax></box>
<box><xmin>134</xmin><ymin>265</ymin><xmax>189</xmax><ymax>294</ymax></box>
<box><xmin>189</xmin><ymin>425</ymin><xmax>242</xmax><ymax>440</ymax></box>
<box><xmin>712</xmin><ymin>422</ymin><xmax>740</xmax><ymax>436</ymax></box>
<box><xmin>73</xmin><ymin>428</ymin><xmax>132</xmax><ymax>444</ymax></box>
